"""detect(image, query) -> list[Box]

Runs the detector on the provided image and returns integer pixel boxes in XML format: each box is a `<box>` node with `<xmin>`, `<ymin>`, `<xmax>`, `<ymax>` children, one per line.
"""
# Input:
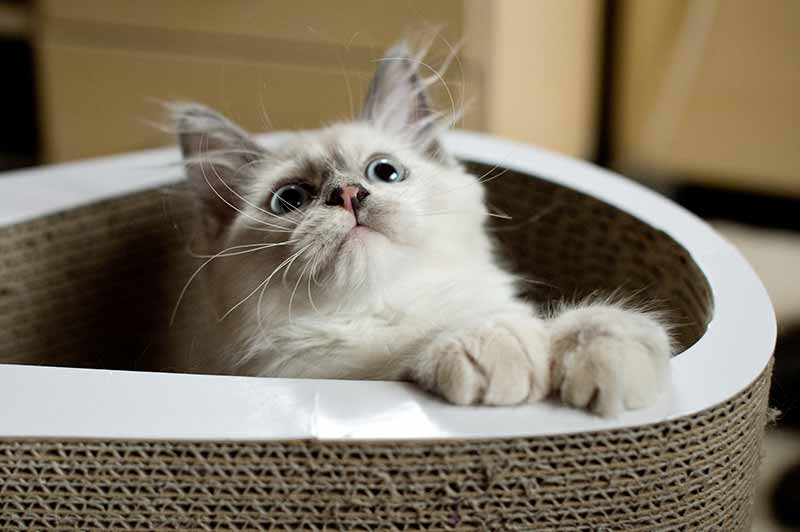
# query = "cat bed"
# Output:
<box><xmin>0</xmin><ymin>131</ymin><xmax>775</xmax><ymax>529</ymax></box>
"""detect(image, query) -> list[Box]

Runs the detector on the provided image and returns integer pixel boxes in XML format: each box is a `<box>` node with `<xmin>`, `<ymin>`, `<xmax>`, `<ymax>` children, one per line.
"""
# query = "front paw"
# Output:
<box><xmin>423</xmin><ymin>318</ymin><xmax>551</xmax><ymax>406</ymax></box>
<box><xmin>550</xmin><ymin>306</ymin><xmax>671</xmax><ymax>416</ymax></box>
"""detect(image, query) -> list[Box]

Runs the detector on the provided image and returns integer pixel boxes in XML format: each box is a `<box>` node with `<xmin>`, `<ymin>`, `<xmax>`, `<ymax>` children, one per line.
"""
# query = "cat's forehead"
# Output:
<box><xmin>278</xmin><ymin>123</ymin><xmax>399</xmax><ymax>165</ymax></box>
<box><xmin>257</xmin><ymin>122</ymin><xmax>424</xmax><ymax>188</ymax></box>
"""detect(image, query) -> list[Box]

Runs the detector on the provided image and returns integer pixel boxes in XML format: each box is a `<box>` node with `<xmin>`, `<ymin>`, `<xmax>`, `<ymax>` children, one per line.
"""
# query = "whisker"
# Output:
<box><xmin>436</xmin><ymin>32</ymin><xmax>467</xmax><ymax>128</ymax></box>
<box><xmin>487</xmin><ymin>204</ymin><xmax>560</xmax><ymax>233</ymax></box>
<box><xmin>307</xmin><ymin>262</ymin><xmax>321</xmax><ymax>314</ymax></box>
<box><xmin>257</xmin><ymin>77</ymin><xmax>274</xmax><ymax>130</ymax></box>
<box><xmin>335</xmin><ymin>46</ymin><xmax>355</xmax><ymax>121</ymax></box>
<box><xmin>255</xmin><ymin>244</ymin><xmax>312</xmax><ymax>336</ymax></box>
<box><xmin>288</xmin><ymin>259</ymin><xmax>312</xmax><ymax>322</ymax></box>
<box><xmin>374</xmin><ymin>56</ymin><xmax>456</xmax><ymax>133</ymax></box>
<box><xmin>485</xmin><ymin>211</ymin><xmax>513</xmax><ymax>220</ymax></box>
<box><xmin>274</xmin><ymin>193</ymin><xmax>309</xmax><ymax>220</ymax></box>
<box><xmin>207</xmin><ymin>156</ymin><xmax>298</xmax><ymax>230</ymax></box>
<box><xmin>187</xmin><ymin>241</ymin><xmax>292</xmax><ymax>259</ymax></box>
<box><xmin>417</xmin><ymin>209</ymin><xmax>513</xmax><ymax>220</ymax></box>
<box><xmin>225</xmin><ymin>243</ymin><xmax>312</xmax><ymax>322</ymax></box>
<box><xmin>197</xmin><ymin>148</ymin><xmax>292</xmax><ymax>232</ymax></box>
<box><xmin>402</xmin><ymin>151</ymin><xmax>519</xmax><ymax>203</ymax></box>
<box><xmin>195</xmin><ymin>134</ymin><xmax>296</xmax><ymax>231</ymax></box>
<box><xmin>515</xmin><ymin>276</ymin><xmax>561</xmax><ymax>291</ymax></box>
<box><xmin>240</xmin><ymin>222</ymin><xmax>296</xmax><ymax>234</ymax></box>
<box><xmin>486</xmin><ymin>200</ymin><xmax>512</xmax><ymax>219</ymax></box>
<box><xmin>476</xmin><ymin>166</ymin><xmax>512</xmax><ymax>185</ymax></box>
<box><xmin>171</xmin><ymin>240</ymin><xmax>296</xmax><ymax>325</ymax></box>
<box><xmin>281</xmin><ymin>248</ymin><xmax>304</xmax><ymax>290</ymax></box>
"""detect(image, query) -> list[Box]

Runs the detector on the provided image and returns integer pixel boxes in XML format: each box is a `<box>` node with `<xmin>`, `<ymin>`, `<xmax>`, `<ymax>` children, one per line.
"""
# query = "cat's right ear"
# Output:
<box><xmin>361</xmin><ymin>42</ymin><xmax>451</xmax><ymax>163</ymax></box>
<box><xmin>172</xmin><ymin>102</ymin><xmax>266</xmax><ymax>232</ymax></box>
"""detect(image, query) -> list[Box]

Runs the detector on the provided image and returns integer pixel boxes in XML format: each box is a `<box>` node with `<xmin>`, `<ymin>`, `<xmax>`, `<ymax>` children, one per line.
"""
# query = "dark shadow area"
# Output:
<box><xmin>0</xmin><ymin>35</ymin><xmax>38</xmax><ymax>171</ymax></box>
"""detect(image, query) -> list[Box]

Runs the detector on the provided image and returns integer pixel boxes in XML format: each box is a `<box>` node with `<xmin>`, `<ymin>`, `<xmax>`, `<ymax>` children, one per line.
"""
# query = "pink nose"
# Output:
<box><xmin>339</xmin><ymin>186</ymin><xmax>360</xmax><ymax>213</ymax></box>
<box><xmin>325</xmin><ymin>184</ymin><xmax>370</xmax><ymax>214</ymax></box>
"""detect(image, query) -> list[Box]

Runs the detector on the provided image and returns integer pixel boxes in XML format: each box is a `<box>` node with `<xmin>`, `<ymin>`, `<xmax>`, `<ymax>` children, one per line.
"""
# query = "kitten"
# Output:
<box><xmin>171</xmin><ymin>42</ymin><xmax>671</xmax><ymax>416</ymax></box>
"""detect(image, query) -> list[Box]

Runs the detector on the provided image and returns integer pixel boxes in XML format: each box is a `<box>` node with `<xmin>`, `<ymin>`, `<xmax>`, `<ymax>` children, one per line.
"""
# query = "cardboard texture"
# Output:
<box><xmin>0</xmin><ymin>131</ymin><xmax>775</xmax><ymax>528</ymax></box>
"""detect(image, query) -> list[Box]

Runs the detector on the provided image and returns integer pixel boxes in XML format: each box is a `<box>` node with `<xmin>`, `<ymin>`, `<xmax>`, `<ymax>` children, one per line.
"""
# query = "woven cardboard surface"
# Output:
<box><xmin>0</xmin><ymin>364</ymin><xmax>771</xmax><ymax>529</ymax></box>
<box><xmin>0</xmin><ymin>165</ymin><xmax>768</xmax><ymax>529</ymax></box>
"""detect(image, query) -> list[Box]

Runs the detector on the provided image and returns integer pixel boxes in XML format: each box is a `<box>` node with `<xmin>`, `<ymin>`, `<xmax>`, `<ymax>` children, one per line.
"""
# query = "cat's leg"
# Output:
<box><xmin>547</xmin><ymin>304</ymin><xmax>671</xmax><ymax>416</ymax></box>
<box><xmin>413</xmin><ymin>315</ymin><xmax>552</xmax><ymax>406</ymax></box>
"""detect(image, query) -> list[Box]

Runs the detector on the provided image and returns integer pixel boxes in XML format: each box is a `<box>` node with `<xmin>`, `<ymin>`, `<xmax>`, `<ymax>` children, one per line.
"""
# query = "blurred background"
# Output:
<box><xmin>0</xmin><ymin>1</ymin><xmax>797</xmax><ymax>528</ymax></box>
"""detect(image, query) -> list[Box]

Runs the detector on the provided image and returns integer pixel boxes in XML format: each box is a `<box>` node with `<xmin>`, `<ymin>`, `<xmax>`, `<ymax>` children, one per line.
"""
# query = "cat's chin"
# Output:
<box><xmin>335</xmin><ymin>223</ymin><xmax>388</xmax><ymax>258</ymax></box>
<box><xmin>309</xmin><ymin>222</ymin><xmax>396</xmax><ymax>289</ymax></box>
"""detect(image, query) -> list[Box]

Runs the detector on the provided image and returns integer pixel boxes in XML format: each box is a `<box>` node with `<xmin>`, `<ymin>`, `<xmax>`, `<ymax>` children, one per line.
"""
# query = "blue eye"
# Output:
<box><xmin>366</xmin><ymin>157</ymin><xmax>405</xmax><ymax>183</ymax></box>
<box><xmin>270</xmin><ymin>184</ymin><xmax>309</xmax><ymax>214</ymax></box>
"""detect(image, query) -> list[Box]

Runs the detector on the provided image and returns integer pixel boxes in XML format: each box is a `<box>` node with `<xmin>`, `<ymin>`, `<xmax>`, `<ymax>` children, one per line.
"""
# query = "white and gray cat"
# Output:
<box><xmin>171</xmin><ymin>42</ymin><xmax>671</xmax><ymax>416</ymax></box>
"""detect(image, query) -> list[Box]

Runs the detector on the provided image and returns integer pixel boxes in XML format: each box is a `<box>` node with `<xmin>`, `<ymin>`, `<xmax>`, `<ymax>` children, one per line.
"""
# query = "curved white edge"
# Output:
<box><xmin>0</xmin><ymin>131</ymin><xmax>775</xmax><ymax>441</ymax></box>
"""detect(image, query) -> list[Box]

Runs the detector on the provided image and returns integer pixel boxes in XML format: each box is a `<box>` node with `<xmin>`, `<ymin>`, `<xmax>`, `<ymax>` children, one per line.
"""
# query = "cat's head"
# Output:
<box><xmin>175</xmin><ymin>42</ymin><xmax>491</xmax><ymax>310</ymax></box>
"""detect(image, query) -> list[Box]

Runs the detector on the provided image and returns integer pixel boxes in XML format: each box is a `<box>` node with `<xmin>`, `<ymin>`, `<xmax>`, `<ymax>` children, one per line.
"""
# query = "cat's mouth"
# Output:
<box><xmin>347</xmin><ymin>223</ymin><xmax>375</xmax><ymax>238</ymax></box>
<box><xmin>330</xmin><ymin>219</ymin><xmax>386</xmax><ymax>257</ymax></box>
<box><xmin>338</xmin><ymin>220</ymin><xmax>383</xmax><ymax>251</ymax></box>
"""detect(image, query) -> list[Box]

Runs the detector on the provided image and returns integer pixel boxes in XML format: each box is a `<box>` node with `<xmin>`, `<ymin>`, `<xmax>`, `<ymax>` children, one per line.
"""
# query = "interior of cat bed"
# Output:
<box><xmin>0</xmin><ymin>160</ymin><xmax>712</xmax><ymax>372</ymax></box>
<box><xmin>0</xmin><ymin>134</ymin><xmax>773</xmax><ymax>529</ymax></box>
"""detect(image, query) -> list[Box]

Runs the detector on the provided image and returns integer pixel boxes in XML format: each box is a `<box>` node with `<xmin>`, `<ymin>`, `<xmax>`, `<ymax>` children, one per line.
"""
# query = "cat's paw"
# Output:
<box><xmin>424</xmin><ymin>317</ymin><xmax>551</xmax><ymax>406</ymax></box>
<box><xmin>549</xmin><ymin>305</ymin><xmax>671</xmax><ymax>416</ymax></box>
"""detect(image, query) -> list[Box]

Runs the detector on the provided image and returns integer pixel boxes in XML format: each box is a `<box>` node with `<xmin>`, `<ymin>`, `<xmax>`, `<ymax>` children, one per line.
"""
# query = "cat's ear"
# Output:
<box><xmin>361</xmin><ymin>42</ymin><xmax>449</xmax><ymax>162</ymax></box>
<box><xmin>172</xmin><ymin>103</ymin><xmax>266</xmax><ymax>231</ymax></box>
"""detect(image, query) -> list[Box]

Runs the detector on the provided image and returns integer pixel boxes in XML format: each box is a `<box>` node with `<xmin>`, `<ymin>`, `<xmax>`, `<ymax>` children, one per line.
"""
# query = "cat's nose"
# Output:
<box><xmin>325</xmin><ymin>184</ymin><xmax>369</xmax><ymax>215</ymax></box>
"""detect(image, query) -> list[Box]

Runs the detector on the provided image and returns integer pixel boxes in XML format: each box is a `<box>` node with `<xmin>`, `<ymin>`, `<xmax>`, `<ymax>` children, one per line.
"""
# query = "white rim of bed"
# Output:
<box><xmin>0</xmin><ymin>131</ymin><xmax>775</xmax><ymax>441</ymax></box>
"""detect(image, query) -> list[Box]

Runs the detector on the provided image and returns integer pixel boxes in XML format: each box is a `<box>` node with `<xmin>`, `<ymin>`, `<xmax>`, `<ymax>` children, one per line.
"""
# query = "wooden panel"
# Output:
<box><xmin>32</xmin><ymin>1</ymin><xmax>478</xmax><ymax>162</ymax></box>
<box><xmin>36</xmin><ymin>43</ymin><xmax>375</xmax><ymax>162</ymax></box>
<box><xmin>474</xmin><ymin>0</ymin><xmax>605</xmax><ymax>159</ymax></box>
<box><xmin>612</xmin><ymin>0</ymin><xmax>800</xmax><ymax>195</ymax></box>
<box><xmin>36</xmin><ymin>0</ymin><xmax>463</xmax><ymax>49</ymax></box>
<box><xmin>32</xmin><ymin>0</ymin><xmax>478</xmax><ymax>162</ymax></box>
<box><xmin>33</xmin><ymin>1</ymin><xmax>606</xmax><ymax>164</ymax></box>
<box><xmin>35</xmin><ymin>43</ymin><xmax>469</xmax><ymax>162</ymax></box>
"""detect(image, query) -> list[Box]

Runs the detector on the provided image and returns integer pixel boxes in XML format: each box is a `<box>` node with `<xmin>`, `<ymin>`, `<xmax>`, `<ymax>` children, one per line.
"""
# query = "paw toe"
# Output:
<box><xmin>429</xmin><ymin>318</ymin><xmax>551</xmax><ymax>407</ymax></box>
<box><xmin>434</xmin><ymin>342</ymin><xmax>485</xmax><ymax>405</ymax></box>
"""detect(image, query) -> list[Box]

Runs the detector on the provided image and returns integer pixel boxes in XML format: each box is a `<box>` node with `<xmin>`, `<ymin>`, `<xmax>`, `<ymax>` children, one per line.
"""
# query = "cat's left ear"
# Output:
<box><xmin>361</xmin><ymin>42</ymin><xmax>450</xmax><ymax>163</ymax></box>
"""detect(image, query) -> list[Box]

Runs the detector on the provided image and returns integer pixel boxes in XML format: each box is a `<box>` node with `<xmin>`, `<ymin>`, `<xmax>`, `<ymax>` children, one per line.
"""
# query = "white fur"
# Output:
<box><xmin>171</xmin><ymin>43</ymin><xmax>671</xmax><ymax>416</ymax></box>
